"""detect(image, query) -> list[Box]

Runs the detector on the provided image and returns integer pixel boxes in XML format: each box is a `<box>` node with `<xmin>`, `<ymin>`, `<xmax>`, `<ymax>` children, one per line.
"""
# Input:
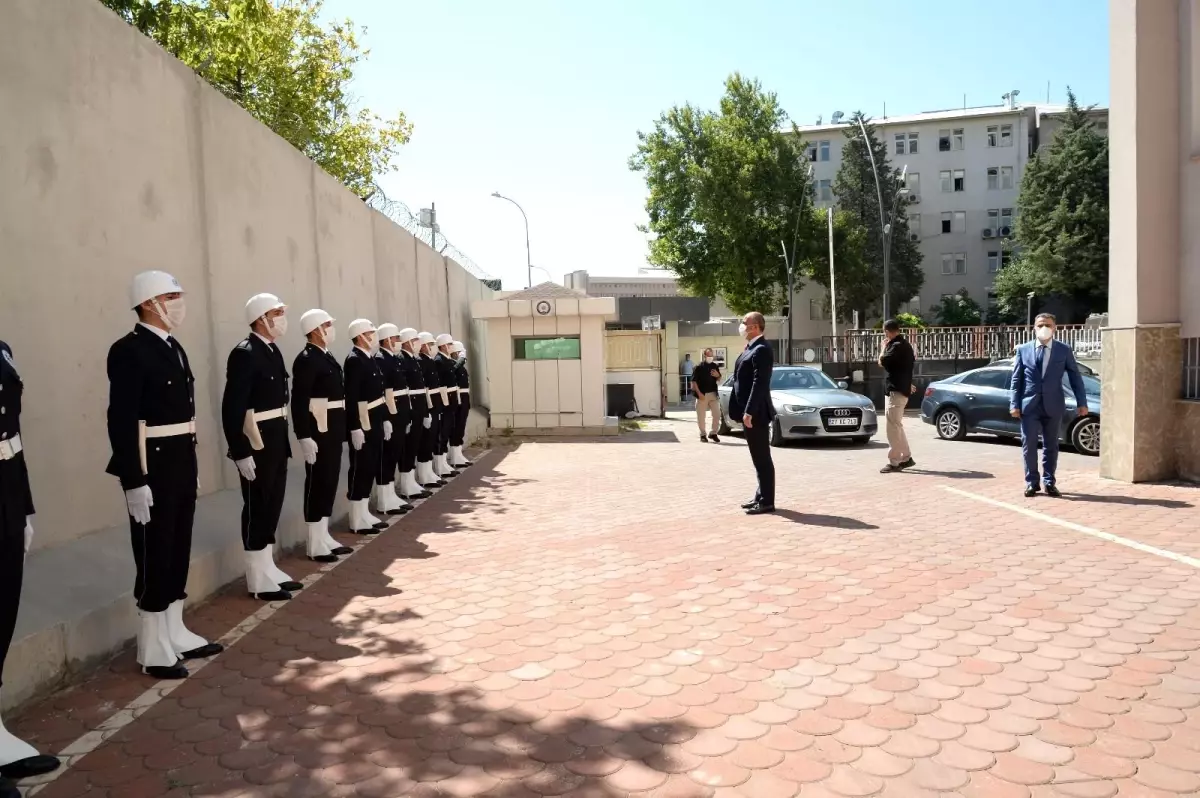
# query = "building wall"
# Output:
<box><xmin>1181</xmin><ymin>0</ymin><xmax>1200</xmax><ymax>339</ymax></box>
<box><xmin>0</xmin><ymin>0</ymin><xmax>493</xmax><ymax>553</ymax></box>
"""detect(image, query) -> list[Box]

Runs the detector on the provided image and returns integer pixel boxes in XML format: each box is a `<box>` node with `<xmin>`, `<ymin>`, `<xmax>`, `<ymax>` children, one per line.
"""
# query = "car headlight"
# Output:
<box><xmin>860</xmin><ymin>397</ymin><xmax>876</xmax><ymax>409</ymax></box>
<box><xmin>782</xmin><ymin>405</ymin><xmax>817</xmax><ymax>414</ymax></box>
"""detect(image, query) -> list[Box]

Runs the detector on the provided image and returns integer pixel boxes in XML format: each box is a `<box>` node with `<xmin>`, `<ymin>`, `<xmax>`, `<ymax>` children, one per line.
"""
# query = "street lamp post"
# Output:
<box><xmin>854</xmin><ymin>117</ymin><xmax>908</xmax><ymax>321</ymax></box>
<box><xmin>490</xmin><ymin>192</ymin><xmax>532</xmax><ymax>288</ymax></box>
<box><xmin>1027</xmin><ymin>291</ymin><xmax>1036</xmax><ymax>326</ymax></box>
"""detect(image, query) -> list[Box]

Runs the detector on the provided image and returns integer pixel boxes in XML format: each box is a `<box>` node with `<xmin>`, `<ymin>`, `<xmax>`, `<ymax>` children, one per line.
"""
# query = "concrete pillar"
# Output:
<box><xmin>1101</xmin><ymin>0</ymin><xmax>1184</xmax><ymax>481</ymax></box>
<box><xmin>665</xmin><ymin>321</ymin><xmax>681</xmax><ymax>404</ymax></box>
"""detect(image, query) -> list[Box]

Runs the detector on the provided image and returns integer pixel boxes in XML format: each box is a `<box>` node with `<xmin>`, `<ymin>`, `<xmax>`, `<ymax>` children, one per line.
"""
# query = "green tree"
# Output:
<box><xmin>929</xmin><ymin>288</ymin><xmax>984</xmax><ymax>326</ymax></box>
<box><xmin>993</xmin><ymin>89</ymin><xmax>1108</xmax><ymax>319</ymax></box>
<box><xmin>831</xmin><ymin>112</ymin><xmax>924</xmax><ymax>320</ymax></box>
<box><xmin>98</xmin><ymin>0</ymin><xmax>412</xmax><ymax>198</ymax></box>
<box><xmin>799</xmin><ymin>207</ymin><xmax>871</xmax><ymax>323</ymax></box>
<box><xmin>629</xmin><ymin>73</ymin><xmax>817</xmax><ymax>314</ymax></box>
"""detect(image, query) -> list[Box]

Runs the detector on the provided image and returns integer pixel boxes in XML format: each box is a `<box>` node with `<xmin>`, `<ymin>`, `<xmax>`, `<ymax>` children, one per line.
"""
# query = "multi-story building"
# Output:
<box><xmin>562</xmin><ymin>268</ymin><xmax>681</xmax><ymax>298</ymax></box>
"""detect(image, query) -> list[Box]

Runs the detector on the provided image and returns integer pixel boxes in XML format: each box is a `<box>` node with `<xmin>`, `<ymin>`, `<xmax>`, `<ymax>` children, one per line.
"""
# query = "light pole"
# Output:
<box><xmin>1026</xmin><ymin>291</ymin><xmax>1036</xmax><ymax>326</ymax></box>
<box><xmin>854</xmin><ymin>116</ymin><xmax>909</xmax><ymax>320</ymax></box>
<box><xmin>491</xmin><ymin>192</ymin><xmax>532</xmax><ymax>288</ymax></box>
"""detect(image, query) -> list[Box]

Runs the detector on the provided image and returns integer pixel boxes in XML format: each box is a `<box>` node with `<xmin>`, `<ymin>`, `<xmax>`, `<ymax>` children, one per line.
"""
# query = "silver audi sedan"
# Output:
<box><xmin>717</xmin><ymin>366</ymin><xmax>879</xmax><ymax>447</ymax></box>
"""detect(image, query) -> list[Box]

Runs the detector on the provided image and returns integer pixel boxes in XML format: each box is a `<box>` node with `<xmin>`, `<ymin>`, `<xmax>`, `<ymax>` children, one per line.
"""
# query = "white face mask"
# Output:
<box><xmin>1035</xmin><ymin>325</ymin><xmax>1055</xmax><ymax>343</ymax></box>
<box><xmin>322</xmin><ymin>325</ymin><xmax>336</xmax><ymax>347</ymax></box>
<box><xmin>267</xmin><ymin>314</ymin><xmax>288</xmax><ymax>339</ymax></box>
<box><xmin>154</xmin><ymin>297</ymin><xmax>186</xmax><ymax>330</ymax></box>
<box><xmin>738</xmin><ymin>323</ymin><xmax>748</xmax><ymax>338</ymax></box>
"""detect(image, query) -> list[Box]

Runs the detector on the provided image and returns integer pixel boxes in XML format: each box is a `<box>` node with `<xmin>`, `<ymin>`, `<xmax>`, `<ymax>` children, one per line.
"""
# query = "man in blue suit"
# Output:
<box><xmin>729</xmin><ymin>312</ymin><xmax>777</xmax><ymax>515</ymax></box>
<box><xmin>1009</xmin><ymin>313</ymin><xmax>1089</xmax><ymax>497</ymax></box>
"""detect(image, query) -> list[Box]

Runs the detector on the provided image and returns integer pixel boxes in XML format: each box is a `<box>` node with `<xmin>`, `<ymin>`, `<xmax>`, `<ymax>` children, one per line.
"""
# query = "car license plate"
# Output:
<box><xmin>827</xmin><ymin>417</ymin><xmax>858</xmax><ymax>427</ymax></box>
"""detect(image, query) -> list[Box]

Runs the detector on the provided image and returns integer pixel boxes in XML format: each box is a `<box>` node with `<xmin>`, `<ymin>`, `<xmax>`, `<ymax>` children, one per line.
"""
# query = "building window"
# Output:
<box><xmin>809</xmin><ymin>298</ymin><xmax>827</xmax><ymax>320</ymax></box>
<box><xmin>818</xmin><ymin>179</ymin><xmax>833</xmax><ymax>201</ymax></box>
<box><xmin>1000</xmin><ymin>166</ymin><xmax>1014</xmax><ymax>190</ymax></box>
<box><xmin>941</xmin><ymin>212</ymin><xmax>952</xmax><ymax>234</ymax></box>
<box><xmin>807</xmin><ymin>143</ymin><xmax>817</xmax><ymax>162</ymax></box>
<box><xmin>987</xmin><ymin>251</ymin><xmax>1001</xmax><ymax>273</ymax></box>
<box><xmin>1000</xmin><ymin>208</ymin><xmax>1013</xmax><ymax>230</ymax></box>
<box><xmin>987</xmin><ymin>125</ymin><xmax>999</xmax><ymax>147</ymax></box>
<box><xmin>907</xmin><ymin>132</ymin><xmax>918</xmax><ymax>154</ymax></box>
<box><xmin>987</xmin><ymin>209</ymin><xmax>1000</xmax><ymax>230</ymax></box>
<box><xmin>894</xmin><ymin>134</ymin><xmax>906</xmax><ymax>155</ymax></box>
<box><xmin>953</xmin><ymin>169</ymin><xmax>965</xmax><ymax>192</ymax></box>
<box><xmin>906</xmin><ymin>172</ymin><xmax>920</xmax><ymax>195</ymax></box>
<box><xmin>940</xmin><ymin>170</ymin><xmax>951</xmax><ymax>192</ymax></box>
<box><xmin>514</xmin><ymin>336</ymin><xmax>581</xmax><ymax>360</ymax></box>
<box><xmin>953</xmin><ymin>128</ymin><xmax>964</xmax><ymax>150</ymax></box>
<box><xmin>909</xmin><ymin>213</ymin><xmax>921</xmax><ymax>235</ymax></box>
<box><xmin>953</xmin><ymin>211</ymin><xmax>966</xmax><ymax>232</ymax></box>
<box><xmin>987</xmin><ymin>167</ymin><xmax>999</xmax><ymax>190</ymax></box>
<box><xmin>1000</xmin><ymin>123</ymin><xmax>1013</xmax><ymax>147</ymax></box>
<box><xmin>941</xmin><ymin>253</ymin><xmax>967</xmax><ymax>275</ymax></box>
<box><xmin>938</xmin><ymin>129</ymin><xmax>951</xmax><ymax>152</ymax></box>
<box><xmin>819</xmin><ymin>140</ymin><xmax>830</xmax><ymax>161</ymax></box>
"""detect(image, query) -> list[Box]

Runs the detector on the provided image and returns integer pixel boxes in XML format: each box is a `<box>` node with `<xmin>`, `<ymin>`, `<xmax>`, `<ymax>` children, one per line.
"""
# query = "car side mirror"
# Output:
<box><xmin>837</xmin><ymin>380</ymin><xmax>848</xmax><ymax>390</ymax></box>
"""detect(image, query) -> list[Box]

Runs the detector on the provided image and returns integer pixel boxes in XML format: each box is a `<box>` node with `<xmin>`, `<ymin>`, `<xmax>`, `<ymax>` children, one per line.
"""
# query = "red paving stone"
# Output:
<box><xmin>9</xmin><ymin>422</ymin><xmax>1200</xmax><ymax>796</ymax></box>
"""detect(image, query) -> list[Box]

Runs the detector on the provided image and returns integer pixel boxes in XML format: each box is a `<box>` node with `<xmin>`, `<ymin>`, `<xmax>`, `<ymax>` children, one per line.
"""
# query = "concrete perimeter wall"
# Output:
<box><xmin>0</xmin><ymin>0</ymin><xmax>492</xmax><ymax>707</ymax></box>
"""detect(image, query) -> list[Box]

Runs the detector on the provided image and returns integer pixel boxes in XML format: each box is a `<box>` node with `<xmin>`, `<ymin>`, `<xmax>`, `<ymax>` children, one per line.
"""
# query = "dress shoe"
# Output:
<box><xmin>1044</xmin><ymin>484</ymin><xmax>1061</xmax><ymax>498</ymax></box>
<box><xmin>143</xmin><ymin>663</ymin><xmax>190</xmax><ymax>680</ymax></box>
<box><xmin>708</xmin><ymin>434</ymin><xmax>721</xmax><ymax>443</ymax></box>
<box><xmin>699</xmin><ymin>433</ymin><xmax>708</xmax><ymax>442</ymax></box>
<box><xmin>179</xmin><ymin>642</ymin><xmax>224</xmax><ymax>660</ymax></box>
<box><xmin>386</xmin><ymin>506</ymin><xmax>407</xmax><ymax>515</ymax></box>
<box><xmin>741</xmin><ymin>500</ymin><xmax>759</xmax><ymax>509</ymax></box>
<box><xmin>351</xmin><ymin>527</ymin><xmax>381</xmax><ymax>536</ymax></box>
<box><xmin>278</xmin><ymin>581</ymin><xmax>304</xmax><ymax>592</ymax></box>
<box><xmin>880</xmin><ymin>463</ymin><xmax>900</xmax><ymax>473</ymax></box>
<box><xmin>0</xmin><ymin>776</ymin><xmax>20</xmax><ymax>798</ymax></box>
<box><xmin>897</xmin><ymin>458</ymin><xmax>916</xmax><ymax>470</ymax></box>
<box><xmin>0</xmin><ymin>754</ymin><xmax>61</xmax><ymax>781</ymax></box>
<box><xmin>1024</xmin><ymin>485</ymin><xmax>1040</xmax><ymax>497</ymax></box>
<box><xmin>310</xmin><ymin>553</ymin><xmax>339</xmax><ymax>564</ymax></box>
<box><xmin>745</xmin><ymin>504</ymin><xmax>776</xmax><ymax>516</ymax></box>
<box><xmin>331</xmin><ymin>545</ymin><xmax>354</xmax><ymax>556</ymax></box>
<box><xmin>372</xmin><ymin>521</ymin><xmax>389</xmax><ymax>529</ymax></box>
<box><xmin>251</xmin><ymin>590</ymin><xmax>292</xmax><ymax>601</ymax></box>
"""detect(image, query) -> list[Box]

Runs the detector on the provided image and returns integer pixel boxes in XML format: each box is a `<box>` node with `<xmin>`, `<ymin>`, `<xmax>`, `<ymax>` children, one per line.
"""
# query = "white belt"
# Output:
<box><xmin>326</xmin><ymin>400</ymin><xmax>345</xmax><ymax>409</ymax></box>
<box><xmin>394</xmin><ymin>388</ymin><xmax>410</xmax><ymax>397</ymax></box>
<box><xmin>358</xmin><ymin>397</ymin><xmax>386</xmax><ymax>431</ymax></box>
<box><xmin>0</xmin><ymin>434</ymin><xmax>23</xmax><ymax>461</ymax></box>
<box><xmin>456</xmin><ymin>387</ymin><xmax>468</xmax><ymax>394</ymax></box>
<box><xmin>252</xmin><ymin>406</ymin><xmax>287</xmax><ymax>422</ymax></box>
<box><xmin>243</xmin><ymin>406</ymin><xmax>286</xmax><ymax>451</ymax></box>
<box><xmin>308</xmin><ymin>398</ymin><xmax>343</xmax><ymax>434</ymax></box>
<box><xmin>367</xmin><ymin>397</ymin><xmax>385</xmax><ymax>410</ymax></box>
<box><xmin>138</xmin><ymin>420</ymin><xmax>196</xmax><ymax>474</ymax></box>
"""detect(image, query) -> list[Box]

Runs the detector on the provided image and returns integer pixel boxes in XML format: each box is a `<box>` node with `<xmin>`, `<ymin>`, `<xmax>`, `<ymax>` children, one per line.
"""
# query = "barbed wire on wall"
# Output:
<box><xmin>364</xmin><ymin>184</ymin><xmax>498</xmax><ymax>289</ymax></box>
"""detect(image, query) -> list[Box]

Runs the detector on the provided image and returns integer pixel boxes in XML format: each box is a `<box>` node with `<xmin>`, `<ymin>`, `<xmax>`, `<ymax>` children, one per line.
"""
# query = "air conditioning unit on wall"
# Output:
<box><xmin>999</xmin><ymin>225</ymin><xmax>1012</xmax><ymax>237</ymax></box>
<box><xmin>982</xmin><ymin>228</ymin><xmax>994</xmax><ymax>239</ymax></box>
<box><xmin>909</xmin><ymin>233</ymin><xmax>920</xmax><ymax>242</ymax></box>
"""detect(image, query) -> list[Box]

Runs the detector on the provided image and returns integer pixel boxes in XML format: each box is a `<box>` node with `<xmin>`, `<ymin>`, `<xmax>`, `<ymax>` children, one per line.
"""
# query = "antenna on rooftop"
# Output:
<box><xmin>816</xmin><ymin>115</ymin><xmax>822</xmax><ymax>124</ymax></box>
<box><xmin>831</xmin><ymin>111</ymin><xmax>844</xmax><ymax>124</ymax></box>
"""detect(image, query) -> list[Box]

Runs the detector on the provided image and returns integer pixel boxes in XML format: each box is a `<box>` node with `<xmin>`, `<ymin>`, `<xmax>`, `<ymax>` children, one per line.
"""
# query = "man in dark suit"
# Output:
<box><xmin>728</xmin><ymin>312</ymin><xmax>777</xmax><ymax>515</ymax></box>
<box><xmin>1010</xmin><ymin>313</ymin><xmax>1089</xmax><ymax>497</ymax></box>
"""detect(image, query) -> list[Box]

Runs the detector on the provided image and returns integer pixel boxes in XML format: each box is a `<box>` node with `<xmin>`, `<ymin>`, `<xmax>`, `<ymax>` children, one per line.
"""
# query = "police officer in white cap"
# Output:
<box><xmin>448</xmin><ymin>341</ymin><xmax>474</xmax><ymax>468</ymax></box>
<box><xmin>372</xmin><ymin>324</ymin><xmax>412</xmax><ymax>517</ymax></box>
<box><xmin>291</xmin><ymin>310</ymin><xmax>353</xmax><ymax>563</ymax></box>
<box><xmin>106</xmin><ymin>271</ymin><xmax>223</xmax><ymax>680</ymax></box>
<box><xmin>222</xmin><ymin>294</ymin><xmax>303</xmax><ymax>602</ymax></box>
<box><xmin>395</xmin><ymin>328</ymin><xmax>431</xmax><ymax>501</ymax></box>
<box><xmin>415</xmin><ymin>332</ymin><xmax>446</xmax><ymax>489</ymax></box>
<box><xmin>344</xmin><ymin>319</ymin><xmax>391</xmax><ymax>534</ymax></box>
<box><xmin>433</xmin><ymin>334</ymin><xmax>461</xmax><ymax>479</ymax></box>
<box><xmin>0</xmin><ymin>341</ymin><xmax>60</xmax><ymax>791</ymax></box>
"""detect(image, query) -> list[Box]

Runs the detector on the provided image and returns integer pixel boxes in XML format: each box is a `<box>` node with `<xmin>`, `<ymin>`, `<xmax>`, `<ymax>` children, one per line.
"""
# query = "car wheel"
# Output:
<box><xmin>935</xmin><ymin>407</ymin><xmax>966</xmax><ymax>441</ymax></box>
<box><xmin>1070</xmin><ymin>416</ymin><xmax>1101</xmax><ymax>456</ymax></box>
<box><xmin>769</xmin><ymin>419</ymin><xmax>785</xmax><ymax>448</ymax></box>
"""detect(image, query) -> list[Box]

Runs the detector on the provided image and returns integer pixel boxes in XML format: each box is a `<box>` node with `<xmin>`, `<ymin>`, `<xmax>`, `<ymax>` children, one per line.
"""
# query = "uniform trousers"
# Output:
<box><xmin>402</xmin><ymin>405</ymin><xmax>424</xmax><ymax>472</ymax></box>
<box><xmin>347</xmin><ymin>413</ymin><xmax>384</xmax><ymax>501</ymax></box>
<box><xmin>378</xmin><ymin>409</ymin><xmax>400</xmax><ymax>486</ymax></box>
<box><xmin>302</xmin><ymin>410</ymin><xmax>344</xmax><ymax>522</ymax></box>
<box><xmin>417</xmin><ymin>409</ymin><xmax>437</xmax><ymax>462</ymax></box>
<box><xmin>438</xmin><ymin>400</ymin><xmax>455</xmax><ymax>455</ymax></box>
<box><xmin>239</xmin><ymin>420</ymin><xmax>289</xmax><ymax>552</ymax></box>
<box><xmin>451</xmin><ymin>394</ymin><xmax>471</xmax><ymax>447</ymax></box>
<box><xmin>130</xmin><ymin>437</ymin><xmax>197</xmax><ymax>613</ymax></box>
<box><xmin>0</xmin><ymin>457</ymin><xmax>30</xmax><ymax>688</ymax></box>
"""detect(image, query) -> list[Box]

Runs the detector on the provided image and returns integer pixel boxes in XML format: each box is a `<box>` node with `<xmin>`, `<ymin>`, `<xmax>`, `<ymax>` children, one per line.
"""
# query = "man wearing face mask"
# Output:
<box><xmin>728</xmin><ymin>312</ymin><xmax>777</xmax><ymax>515</ymax></box>
<box><xmin>433</xmin><ymin>334</ymin><xmax>460</xmax><ymax>480</ymax></box>
<box><xmin>372</xmin><ymin>324</ymin><xmax>412</xmax><ymax>517</ymax></box>
<box><xmin>1010</xmin><ymin>313</ymin><xmax>1089</xmax><ymax>498</ymax></box>
<box><xmin>415</xmin><ymin>332</ymin><xmax>447</xmax><ymax>489</ymax></box>
<box><xmin>395</xmin><ymin>328</ymin><xmax>432</xmax><ymax>500</ymax></box>
<box><xmin>344</xmin><ymin>319</ymin><xmax>392</xmax><ymax>533</ymax></box>
<box><xmin>106</xmin><ymin>271</ymin><xmax>223</xmax><ymax>680</ymax></box>
<box><xmin>291</xmin><ymin>310</ymin><xmax>353</xmax><ymax>563</ymax></box>
<box><xmin>690</xmin><ymin>348</ymin><xmax>722</xmax><ymax>443</ymax></box>
<box><xmin>448</xmin><ymin>340</ymin><xmax>473</xmax><ymax>468</ymax></box>
<box><xmin>222</xmin><ymin>294</ymin><xmax>303</xmax><ymax>602</ymax></box>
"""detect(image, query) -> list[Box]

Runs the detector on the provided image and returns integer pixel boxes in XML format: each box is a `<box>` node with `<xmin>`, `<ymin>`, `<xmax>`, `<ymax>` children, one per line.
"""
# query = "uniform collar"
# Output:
<box><xmin>137</xmin><ymin>321</ymin><xmax>172</xmax><ymax>342</ymax></box>
<box><xmin>354</xmin><ymin>345</ymin><xmax>372</xmax><ymax>357</ymax></box>
<box><xmin>252</xmin><ymin>331</ymin><xmax>274</xmax><ymax>347</ymax></box>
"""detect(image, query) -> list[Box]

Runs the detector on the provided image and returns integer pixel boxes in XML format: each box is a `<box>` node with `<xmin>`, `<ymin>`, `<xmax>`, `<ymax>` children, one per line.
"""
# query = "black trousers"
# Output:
<box><xmin>303</xmin><ymin>410</ymin><xmax>344</xmax><ymax>522</ymax></box>
<box><xmin>347</xmin><ymin>420</ymin><xmax>384</xmax><ymax>501</ymax></box>
<box><xmin>0</xmin><ymin>457</ymin><xmax>29</xmax><ymax>687</ymax></box>
<box><xmin>451</xmin><ymin>394</ymin><xmax>470</xmax><ymax>447</ymax></box>
<box><xmin>417</xmin><ymin>410</ymin><xmax>436</xmax><ymax>462</ymax></box>
<box><xmin>131</xmin><ymin>437</ymin><xmax>198</xmax><ymax>613</ymax></box>
<box><xmin>378</xmin><ymin>410</ymin><xmax>400</xmax><ymax>485</ymax></box>
<box><xmin>402</xmin><ymin>408</ymin><xmax>423</xmax><ymax>471</ymax></box>
<box><xmin>239</xmin><ymin>420</ymin><xmax>289</xmax><ymax>551</ymax></box>
<box><xmin>438</xmin><ymin>400</ymin><xmax>456</xmax><ymax>455</ymax></box>
<box><xmin>744</xmin><ymin>422</ymin><xmax>776</xmax><ymax>507</ymax></box>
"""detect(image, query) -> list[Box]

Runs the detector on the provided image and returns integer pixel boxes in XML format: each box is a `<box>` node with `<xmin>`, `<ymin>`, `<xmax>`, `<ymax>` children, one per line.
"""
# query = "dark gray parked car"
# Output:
<box><xmin>920</xmin><ymin>365</ymin><xmax>1102</xmax><ymax>456</ymax></box>
<box><xmin>717</xmin><ymin>366</ymin><xmax>878</xmax><ymax>447</ymax></box>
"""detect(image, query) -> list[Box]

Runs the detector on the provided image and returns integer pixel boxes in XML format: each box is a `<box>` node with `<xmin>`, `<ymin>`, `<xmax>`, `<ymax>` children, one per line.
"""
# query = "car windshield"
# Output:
<box><xmin>770</xmin><ymin>368</ymin><xmax>839</xmax><ymax>391</ymax></box>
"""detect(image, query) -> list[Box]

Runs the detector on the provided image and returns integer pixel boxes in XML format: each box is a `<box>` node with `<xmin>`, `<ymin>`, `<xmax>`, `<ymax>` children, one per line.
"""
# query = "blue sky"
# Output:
<box><xmin>326</xmin><ymin>0</ymin><xmax>1109</xmax><ymax>290</ymax></box>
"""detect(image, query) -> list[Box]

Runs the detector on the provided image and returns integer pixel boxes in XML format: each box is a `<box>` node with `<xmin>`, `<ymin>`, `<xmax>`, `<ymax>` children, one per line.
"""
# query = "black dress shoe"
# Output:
<box><xmin>443</xmin><ymin>470</ymin><xmax>458</xmax><ymax>479</ymax></box>
<box><xmin>278</xmin><ymin>581</ymin><xmax>304</xmax><ymax>592</ymax></box>
<box><xmin>1024</xmin><ymin>485</ymin><xmax>1040</xmax><ymax>497</ymax></box>
<box><xmin>741</xmin><ymin>500</ymin><xmax>759</xmax><ymax>509</ymax></box>
<box><xmin>700</xmin><ymin>433</ymin><xmax>708</xmax><ymax>442</ymax></box>
<box><xmin>386</xmin><ymin>506</ymin><xmax>408</xmax><ymax>515</ymax></box>
<box><xmin>331</xmin><ymin>546</ymin><xmax>354</xmax><ymax>556</ymax></box>
<box><xmin>372</xmin><ymin>521</ymin><xmax>389</xmax><ymax>529</ymax></box>
<box><xmin>310</xmin><ymin>554</ymin><xmax>339</xmax><ymax>563</ymax></box>
<box><xmin>143</xmin><ymin>663</ymin><xmax>190</xmax><ymax>680</ymax></box>
<box><xmin>709</xmin><ymin>434</ymin><xmax>721</xmax><ymax>443</ymax></box>
<box><xmin>0</xmin><ymin>754</ymin><xmax>61</xmax><ymax>781</ymax></box>
<box><xmin>251</xmin><ymin>590</ymin><xmax>292</xmax><ymax>601</ymax></box>
<box><xmin>179</xmin><ymin>642</ymin><xmax>224</xmax><ymax>660</ymax></box>
<box><xmin>351</xmin><ymin>527</ymin><xmax>381</xmax><ymax>536</ymax></box>
<box><xmin>1044</xmin><ymin>484</ymin><xmax>1062</xmax><ymax>498</ymax></box>
<box><xmin>745</xmin><ymin>504</ymin><xmax>776</xmax><ymax>516</ymax></box>
<box><xmin>897</xmin><ymin>458</ymin><xmax>916</xmax><ymax>470</ymax></box>
<box><xmin>0</xmin><ymin>776</ymin><xmax>20</xmax><ymax>798</ymax></box>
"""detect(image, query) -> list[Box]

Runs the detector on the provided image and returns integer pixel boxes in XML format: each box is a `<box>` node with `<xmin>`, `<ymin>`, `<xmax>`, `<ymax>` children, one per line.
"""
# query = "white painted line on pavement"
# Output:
<box><xmin>941</xmin><ymin>485</ymin><xmax>1200</xmax><ymax>569</ymax></box>
<box><xmin>20</xmin><ymin>453</ymin><xmax>491</xmax><ymax>796</ymax></box>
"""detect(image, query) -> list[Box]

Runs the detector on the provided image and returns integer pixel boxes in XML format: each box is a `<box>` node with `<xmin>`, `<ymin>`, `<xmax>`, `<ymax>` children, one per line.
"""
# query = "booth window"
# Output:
<box><xmin>514</xmin><ymin>336</ymin><xmax>581</xmax><ymax>360</ymax></box>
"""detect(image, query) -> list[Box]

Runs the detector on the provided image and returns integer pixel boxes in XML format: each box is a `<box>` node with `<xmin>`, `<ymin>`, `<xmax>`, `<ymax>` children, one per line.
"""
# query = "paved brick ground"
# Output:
<box><xmin>10</xmin><ymin>420</ymin><xmax>1200</xmax><ymax>797</ymax></box>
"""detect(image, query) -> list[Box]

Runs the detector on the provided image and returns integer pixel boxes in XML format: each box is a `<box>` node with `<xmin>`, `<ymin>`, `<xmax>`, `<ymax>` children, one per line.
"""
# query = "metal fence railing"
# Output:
<box><xmin>1184</xmin><ymin>338</ymin><xmax>1200</xmax><ymax>400</ymax></box>
<box><xmin>820</xmin><ymin>325</ymin><xmax>1103</xmax><ymax>363</ymax></box>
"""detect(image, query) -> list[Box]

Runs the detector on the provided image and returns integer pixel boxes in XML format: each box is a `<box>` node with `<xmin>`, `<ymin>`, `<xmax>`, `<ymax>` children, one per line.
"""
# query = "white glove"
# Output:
<box><xmin>351</xmin><ymin>428</ymin><xmax>365</xmax><ymax>450</ymax></box>
<box><xmin>298</xmin><ymin>437</ymin><xmax>318</xmax><ymax>465</ymax></box>
<box><xmin>235</xmin><ymin>457</ymin><xmax>257</xmax><ymax>481</ymax></box>
<box><xmin>406</xmin><ymin>422</ymin><xmax>412</xmax><ymax>434</ymax></box>
<box><xmin>125</xmin><ymin>485</ymin><xmax>154</xmax><ymax>525</ymax></box>
<box><xmin>383</xmin><ymin>420</ymin><xmax>393</xmax><ymax>441</ymax></box>
<box><xmin>24</xmin><ymin>517</ymin><xmax>33</xmax><ymax>555</ymax></box>
<box><xmin>422</xmin><ymin>416</ymin><xmax>432</xmax><ymax>430</ymax></box>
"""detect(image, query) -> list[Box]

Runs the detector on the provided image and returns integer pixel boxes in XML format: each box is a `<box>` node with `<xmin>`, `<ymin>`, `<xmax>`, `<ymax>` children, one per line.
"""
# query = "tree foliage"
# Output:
<box><xmin>831</xmin><ymin>113</ymin><xmax>924</xmax><ymax>320</ymax></box>
<box><xmin>98</xmin><ymin>0</ymin><xmax>412</xmax><ymax>198</ymax></box>
<box><xmin>993</xmin><ymin>89</ymin><xmax>1108</xmax><ymax>319</ymax></box>
<box><xmin>799</xmin><ymin>207</ymin><xmax>871</xmax><ymax>323</ymax></box>
<box><xmin>630</xmin><ymin>74</ymin><xmax>817</xmax><ymax>315</ymax></box>
<box><xmin>929</xmin><ymin>288</ymin><xmax>983</xmax><ymax>326</ymax></box>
